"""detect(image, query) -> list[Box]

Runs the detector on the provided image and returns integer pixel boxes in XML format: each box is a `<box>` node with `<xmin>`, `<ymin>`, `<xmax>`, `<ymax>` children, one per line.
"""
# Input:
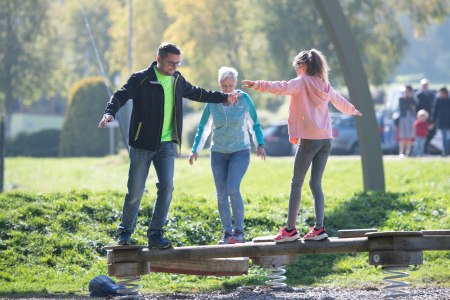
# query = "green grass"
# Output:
<box><xmin>1</xmin><ymin>154</ymin><xmax>450</xmax><ymax>297</ymax></box>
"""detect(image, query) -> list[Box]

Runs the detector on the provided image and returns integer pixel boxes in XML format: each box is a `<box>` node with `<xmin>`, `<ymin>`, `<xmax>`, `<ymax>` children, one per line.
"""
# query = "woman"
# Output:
<box><xmin>189</xmin><ymin>66</ymin><xmax>266</xmax><ymax>244</ymax></box>
<box><xmin>398</xmin><ymin>85</ymin><xmax>416</xmax><ymax>157</ymax></box>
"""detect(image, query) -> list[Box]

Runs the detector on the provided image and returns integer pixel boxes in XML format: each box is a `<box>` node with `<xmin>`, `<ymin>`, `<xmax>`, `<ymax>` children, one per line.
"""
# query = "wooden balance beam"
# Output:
<box><xmin>105</xmin><ymin>229</ymin><xmax>450</xmax><ymax>277</ymax></box>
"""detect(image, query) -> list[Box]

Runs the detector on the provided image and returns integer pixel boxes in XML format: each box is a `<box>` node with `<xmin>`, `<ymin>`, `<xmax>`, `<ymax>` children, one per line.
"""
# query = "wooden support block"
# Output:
<box><xmin>108</xmin><ymin>261</ymin><xmax>151</xmax><ymax>277</ymax></box>
<box><xmin>338</xmin><ymin>228</ymin><xmax>377</xmax><ymax>238</ymax></box>
<box><xmin>251</xmin><ymin>255</ymin><xmax>298</xmax><ymax>266</ymax></box>
<box><xmin>150</xmin><ymin>257</ymin><xmax>249</xmax><ymax>276</ymax></box>
<box><xmin>369</xmin><ymin>250</ymin><xmax>423</xmax><ymax>267</ymax></box>
<box><xmin>367</xmin><ymin>231</ymin><xmax>424</xmax><ymax>252</ymax></box>
<box><xmin>251</xmin><ymin>236</ymin><xmax>299</xmax><ymax>266</ymax></box>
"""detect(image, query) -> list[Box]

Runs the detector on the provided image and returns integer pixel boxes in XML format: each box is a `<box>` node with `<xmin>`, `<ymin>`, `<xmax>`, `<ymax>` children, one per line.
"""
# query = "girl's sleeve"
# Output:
<box><xmin>253</xmin><ymin>78</ymin><xmax>301</xmax><ymax>96</ymax></box>
<box><xmin>244</xmin><ymin>93</ymin><xmax>265</xmax><ymax>147</ymax></box>
<box><xmin>329</xmin><ymin>87</ymin><xmax>358</xmax><ymax>115</ymax></box>
<box><xmin>191</xmin><ymin>104</ymin><xmax>213</xmax><ymax>153</ymax></box>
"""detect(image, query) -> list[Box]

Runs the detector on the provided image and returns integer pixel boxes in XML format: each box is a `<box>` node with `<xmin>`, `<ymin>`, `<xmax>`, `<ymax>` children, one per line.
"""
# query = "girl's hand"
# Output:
<box><xmin>354</xmin><ymin>109</ymin><xmax>363</xmax><ymax>116</ymax></box>
<box><xmin>242</xmin><ymin>80</ymin><xmax>255</xmax><ymax>89</ymax></box>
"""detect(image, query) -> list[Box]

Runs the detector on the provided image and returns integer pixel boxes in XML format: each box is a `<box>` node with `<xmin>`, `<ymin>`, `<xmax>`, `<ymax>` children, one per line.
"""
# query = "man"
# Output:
<box><xmin>98</xmin><ymin>42</ymin><xmax>239</xmax><ymax>249</ymax></box>
<box><xmin>414</xmin><ymin>78</ymin><xmax>436</xmax><ymax>154</ymax></box>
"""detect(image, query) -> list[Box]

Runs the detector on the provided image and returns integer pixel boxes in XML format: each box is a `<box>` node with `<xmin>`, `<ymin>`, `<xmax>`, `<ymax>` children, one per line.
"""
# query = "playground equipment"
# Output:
<box><xmin>105</xmin><ymin>229</ymin><xmax>450</xmax><ymax>299</ymax></box>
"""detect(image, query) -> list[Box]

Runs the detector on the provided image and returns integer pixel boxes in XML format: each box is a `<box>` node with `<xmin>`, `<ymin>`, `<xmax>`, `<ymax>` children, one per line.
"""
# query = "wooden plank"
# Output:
<box><xmin>252</xmin><ymin>236</ymin><xmax>275</xmax><ymax>243</ymax></box>
<box><xmin>105</xmin><ymin>245</ymin><xmax>146</xmax><ymax>250</ymax></box>
<box><xmin>150</xmin><ymin>257</ymin><xmax>249</xmax><ymax>276</ymax></box>
<box><xmin>108</xmin><ymin>237</ymin><xmax>369</xmax><ymax>263</ymax></box>
<box><xmin>393</xmin><ymin>236</ymin><xmax>450</xmax><ymax>251</ymax></box>
<box><xmin>338</xmin><ymin>229</ymin><xmax>377</xmax><ymax>238</ymax></box>
<box><xmin>366</xmin><ymin>231</ymin><xmax>423</xmax><ymax>237</ymax></box>
<box><xmin>422</xmin><ymin>230</ymin><xmax>450</xmax><ymax>235</ymax></box>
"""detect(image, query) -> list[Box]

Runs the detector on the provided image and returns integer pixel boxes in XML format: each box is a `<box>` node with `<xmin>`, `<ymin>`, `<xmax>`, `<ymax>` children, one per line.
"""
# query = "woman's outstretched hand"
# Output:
<box><xmin>242</xmin><ymin>80</ymin><xmax>255</xmax><ymax>89</ymax></box>
<box><xmin>354</xmin><ymin>109</ymin><xmax>363</xmax><ymax>116</ymax></box>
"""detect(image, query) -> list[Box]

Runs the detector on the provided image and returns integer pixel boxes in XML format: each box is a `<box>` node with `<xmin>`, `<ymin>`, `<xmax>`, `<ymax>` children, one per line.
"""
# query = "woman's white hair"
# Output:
<box><xmin>218</xmin><ymin>66</ymin><xmax>238</xmax><ymax>83</ymax></box>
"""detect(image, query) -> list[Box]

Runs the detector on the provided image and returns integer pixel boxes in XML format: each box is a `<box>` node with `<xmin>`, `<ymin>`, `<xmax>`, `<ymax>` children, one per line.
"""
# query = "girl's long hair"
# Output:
<box><xmin>292</xmin><ymin>49</ymin><xmax>329</xmax><ymax>82</ymax></box>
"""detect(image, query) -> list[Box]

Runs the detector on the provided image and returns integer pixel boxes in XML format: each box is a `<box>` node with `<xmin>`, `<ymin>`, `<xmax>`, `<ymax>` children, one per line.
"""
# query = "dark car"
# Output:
<box><xmin>330</xmin><ymin>112</ymin><xmax>398</xmax><ymax>155</ymax></box>
<box><xmin>263</xmin><ymin>121</ymin><xmax>297</xmax><ymax>156</ymax></box>
<box><xmin>263</xmin><ymin>111</ymin><xmax>398</xmax><ymax>156</ymax></box>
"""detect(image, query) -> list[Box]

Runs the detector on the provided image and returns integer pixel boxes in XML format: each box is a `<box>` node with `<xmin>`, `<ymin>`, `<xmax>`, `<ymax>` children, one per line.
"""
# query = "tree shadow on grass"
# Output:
<box><xmin>285</xmin><ymin>191</ymin><xmax>414</xmax><ymax>286</ymax></box>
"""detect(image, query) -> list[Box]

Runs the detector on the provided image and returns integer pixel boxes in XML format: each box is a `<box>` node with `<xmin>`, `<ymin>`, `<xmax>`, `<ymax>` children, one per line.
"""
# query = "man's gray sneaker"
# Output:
<box><xmin>229</xmin><ymin>230</ymin><xmax>245</xmax><ymax>244</ymax></box>
<box><xmin>147</xmin><ymin>229</ymin><xmax>172</xmax><ymax>249</ymax></box>
<box><xmin>217</xmin><ymin>232</ymin><xmax>233</xmax><ymax>245</ymax></box>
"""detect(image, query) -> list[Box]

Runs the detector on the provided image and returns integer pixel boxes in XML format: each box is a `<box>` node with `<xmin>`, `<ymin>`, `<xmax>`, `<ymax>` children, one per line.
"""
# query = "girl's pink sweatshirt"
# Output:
<box><xmin>253</xmin><ymin>76</ymin><xmax>359</xmax><ymax>144</ymax></box>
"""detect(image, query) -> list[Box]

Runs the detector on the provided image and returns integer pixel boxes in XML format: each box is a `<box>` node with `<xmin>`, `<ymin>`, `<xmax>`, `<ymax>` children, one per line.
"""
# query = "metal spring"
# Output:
<box><xmin>382</xmin><ymin>266</ymin><xmax>411</xmax><ymax>299</ymax></box>
<box><xmin>114</xmin><ymin>276</ymin><xmax>143</xmax><ymax>300</ymax></box>
<box><xmin>265</xmin><ymin>264</ymin><xmax>287</xmax><ymax>288</ymax></box>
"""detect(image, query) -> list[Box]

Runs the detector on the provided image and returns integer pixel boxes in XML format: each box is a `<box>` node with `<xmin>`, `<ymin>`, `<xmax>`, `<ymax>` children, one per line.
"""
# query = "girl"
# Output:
<box><xmin>242</xmin><ymin>49</ymin><xmax>362</xmax><ymax>242</ymax></box>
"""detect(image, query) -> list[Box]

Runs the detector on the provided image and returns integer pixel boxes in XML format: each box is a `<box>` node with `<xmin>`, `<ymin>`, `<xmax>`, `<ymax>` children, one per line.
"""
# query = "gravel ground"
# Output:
<box><xmin>3</xmin><ymin>286</ymin><xmax>450</xmax><ymax>299</ymax></box>
<box><xmin>145</xmin><ymin>286</ymin><xmax>450</xmax><ymax>300</ymax></box>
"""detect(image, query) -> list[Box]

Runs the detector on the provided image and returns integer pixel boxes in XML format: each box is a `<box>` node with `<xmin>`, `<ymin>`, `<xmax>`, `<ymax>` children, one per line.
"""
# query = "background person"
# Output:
<box><xmin>432</xmin><ymin>87</ymin><xmax>450</xmax><ymax>156</ymax></box>
<box><xmin>413</xmin><ymin>109</ymin><xmax>430</xmax><ymax>157</ymax></box>
<box><xmin>189</xmin><ymin>66</ymin><xmax>266</xmax><ymax>245</ymax></box>
<box><xmin>415</xmin><ymin>78</ymin><xmax>436</xmax><ymax>154</ymax></box>
<box><xmin>398</xmin><ymin>85</ymin><xmax>416</xmax><ymax>157</ymax></box>
<box><xmin>242</xmin><ymin>49</ymin><xmax>362</xmax><ymax>242</ymax></box>
<box><xmin>98</xmin><ymin>42</ymin><xmax>239</xmax><ymax>249</ymax></box>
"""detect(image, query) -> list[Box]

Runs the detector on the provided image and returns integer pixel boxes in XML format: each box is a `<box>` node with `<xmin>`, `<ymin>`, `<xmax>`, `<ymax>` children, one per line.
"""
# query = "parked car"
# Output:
<box><xmin>263</xmin><ymin>121</ymin><xmax>297</xmax><ymax>156</ymax></box>
<box><xmin>263</xmin><ymin>111</ymin><xmax>398</xmax><ymax>156</ymax></box>
<box><xmin>330</xmin><ymin>112</ymin><xmax>399</xmax><ymax>155</ymax></box>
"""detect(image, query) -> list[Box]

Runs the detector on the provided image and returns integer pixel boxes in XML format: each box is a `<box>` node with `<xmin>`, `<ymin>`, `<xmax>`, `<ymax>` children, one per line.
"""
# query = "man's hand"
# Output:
<box><xmin>242</xmin><ymin>80</ymin><xmax>256</xmax><ymax>89</ymax></box>
<box><xmin>227</xmin><ymin>91</ymin><xmax>241</xmax><ymax>105</ymax></box>
<box><xmin>98</xmin><ymin>114</ymin><xmax>114</xmax><ymax>128</ymax></box>
<box><xmin>257</xmin><ymin>145</ymin><xmax>266</xmax><ymax>160</ymax></box>
<box><xmin>189</xmin><ymin>152</ymin><xmax>198</xmax><ymax>165</ymax></box>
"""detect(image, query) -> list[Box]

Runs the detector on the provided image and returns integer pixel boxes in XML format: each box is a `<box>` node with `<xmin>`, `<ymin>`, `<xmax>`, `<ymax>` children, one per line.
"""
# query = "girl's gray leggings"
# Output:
<box><xmin>287</xmin><ymin>139</ymin><xmax>332</xmax><ymax>230</ymax></box>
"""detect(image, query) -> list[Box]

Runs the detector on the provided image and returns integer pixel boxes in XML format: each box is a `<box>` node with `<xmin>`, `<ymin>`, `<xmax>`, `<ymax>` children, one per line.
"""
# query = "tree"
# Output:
<box><xmin>257</xmin><ymin>0</ymin><xmax>450</xmax><ymax>87</ymax></box>
<box><xmin>0</xmin><ymin>0</ymin><xmax>54</xmax><ymax>192</ymax></box>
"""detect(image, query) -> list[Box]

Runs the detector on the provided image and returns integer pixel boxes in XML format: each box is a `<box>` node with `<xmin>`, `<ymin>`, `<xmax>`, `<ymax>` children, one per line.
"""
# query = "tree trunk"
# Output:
<box><xmin>0</xmin><ymin>118</ymin><xmax>4</xmax><ymax>193</ymax></box>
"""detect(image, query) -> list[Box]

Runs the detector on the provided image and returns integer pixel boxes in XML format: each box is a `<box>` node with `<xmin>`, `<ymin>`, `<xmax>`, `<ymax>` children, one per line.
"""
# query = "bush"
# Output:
<box><xmin>59</xmin><ymin>77</ymin><xmax>116</xmax><ymax>157</ymax></box>
<box><xmin>6</xmin><ymin>129</ymin><xmax>60</xmax><ymax>157</ymax></box>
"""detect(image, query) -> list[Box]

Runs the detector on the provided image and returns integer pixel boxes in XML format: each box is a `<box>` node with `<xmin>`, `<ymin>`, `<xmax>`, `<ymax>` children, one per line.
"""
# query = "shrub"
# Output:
<box><xmin>59</xmin><ymin>77</ymin><xmax>117</xmax><ymax>157</ymax></box>
<box><xmin>6</xmin><ymin>129</ymin><xmax>60</xmax><ymax>157</ymax></box>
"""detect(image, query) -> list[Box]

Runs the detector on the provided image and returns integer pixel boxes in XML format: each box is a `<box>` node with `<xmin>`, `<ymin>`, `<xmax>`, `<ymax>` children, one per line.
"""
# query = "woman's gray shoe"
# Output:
<box><xmin>229</xmin><ymin>230</ymin><xmax>245</xmax><ymax>244</ymax></box>
<box><xmin>217</xmin><ymin>232</ymin><xmax>233</xmax><ymax>245</ymax></box>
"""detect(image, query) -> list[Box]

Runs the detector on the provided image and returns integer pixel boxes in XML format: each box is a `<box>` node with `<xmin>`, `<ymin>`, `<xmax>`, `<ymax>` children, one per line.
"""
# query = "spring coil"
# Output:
<box><xmin>382</xmin><ymin>266</ymin><xmax>411</xmax><ymax>299</ymax></box>
<box><xmin>114</xmin><ymin>276</ymin><xmax>143</xmax><ymax>300</ymax></box>
<box><xmin>265</xmin><ymin>264</ymin><xmax>287</xmax><ymax>288</ymax></box>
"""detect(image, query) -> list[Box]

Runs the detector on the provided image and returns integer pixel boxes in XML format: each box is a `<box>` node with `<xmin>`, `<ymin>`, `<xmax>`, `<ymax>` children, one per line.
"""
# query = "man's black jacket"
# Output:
<box><xmin>104</xmin><ymin>61</ymin><xmax>227</xmax><ymax>151</ymax></box>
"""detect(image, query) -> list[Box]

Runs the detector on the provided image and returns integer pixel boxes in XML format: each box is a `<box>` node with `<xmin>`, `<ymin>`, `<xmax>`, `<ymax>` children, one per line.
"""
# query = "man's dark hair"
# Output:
<box><xmin>157</xmin><ymin>42</ymin><xmax>181</xmax><ymax>58</ymax></box>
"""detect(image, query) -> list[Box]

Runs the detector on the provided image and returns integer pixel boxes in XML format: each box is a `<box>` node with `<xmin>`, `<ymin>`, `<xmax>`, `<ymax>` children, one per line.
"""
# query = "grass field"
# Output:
<box><xmin>1</xmin><ymin>154</ymin><xmax>450</xmax><ymax>296</ymax></box>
